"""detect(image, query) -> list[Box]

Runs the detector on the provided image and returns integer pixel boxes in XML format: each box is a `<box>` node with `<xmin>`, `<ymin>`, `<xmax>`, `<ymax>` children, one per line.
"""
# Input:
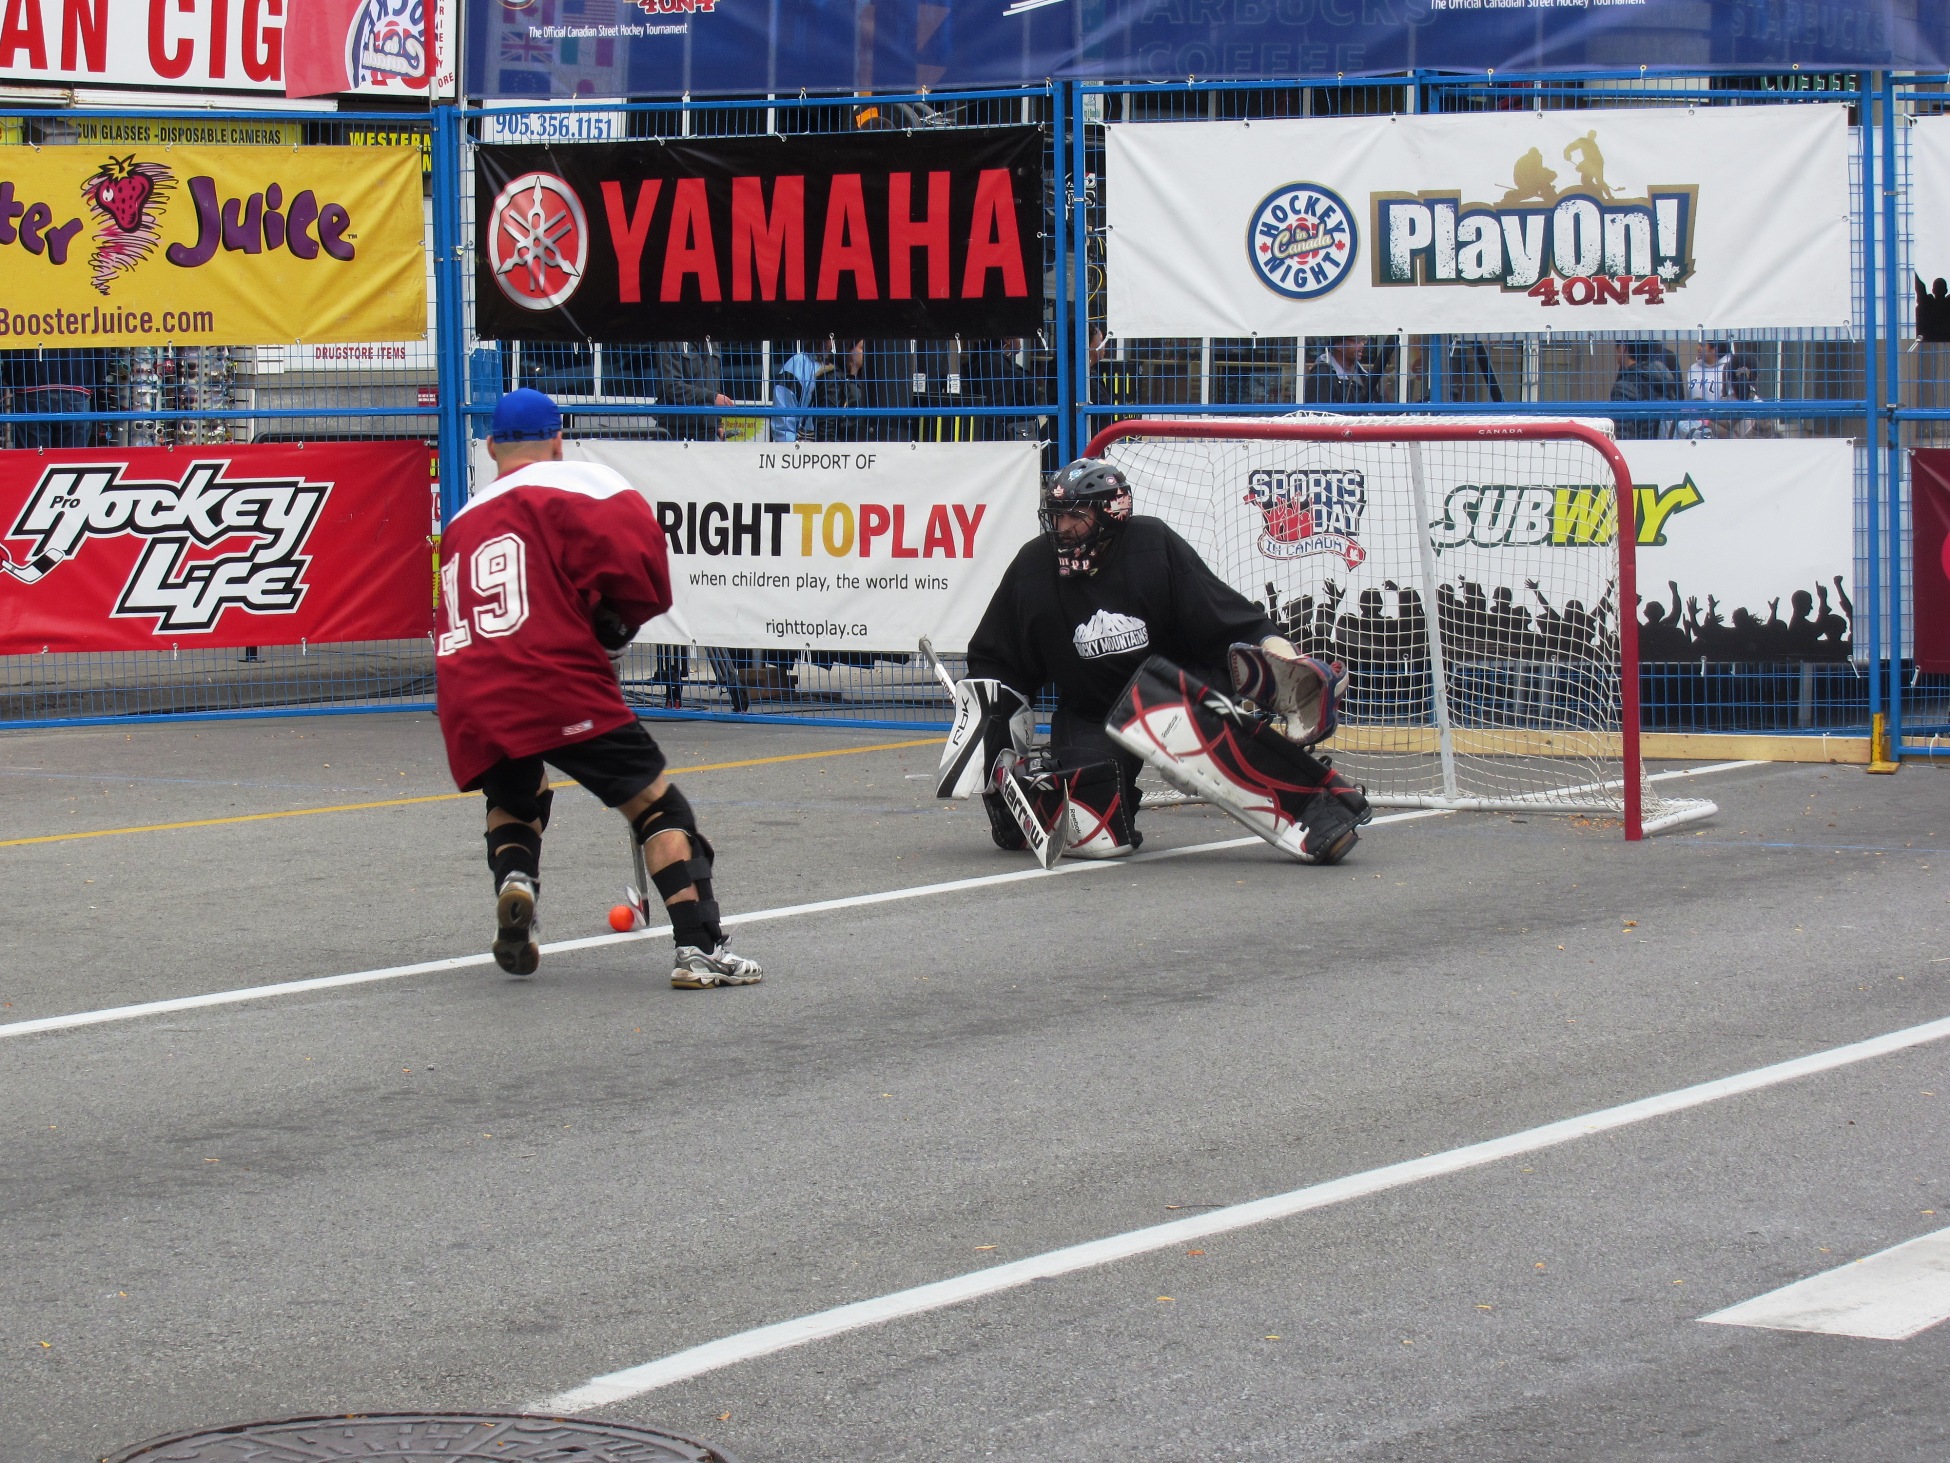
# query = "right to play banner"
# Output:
<box><xmin>1106</xmin><ymin>105</ymin><xmax>1854</xmax><ymax>338</ymax></box>
<box><xmin>1909</xmin><ymin>450</ymin><xmax>1950</xmax><ymax>672</ymax></box>
<box><xmin>469</xmin><ymin>439</ymin><xmax>1039</xmax><ymax>653</ymax></box>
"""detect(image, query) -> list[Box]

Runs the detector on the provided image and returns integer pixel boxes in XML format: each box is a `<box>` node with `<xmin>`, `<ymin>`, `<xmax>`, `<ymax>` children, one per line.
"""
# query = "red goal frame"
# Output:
<box><xmin>1086</xmin><ymin>417</ymin><xmax>1646</xmax><ymax>840</ymax></box>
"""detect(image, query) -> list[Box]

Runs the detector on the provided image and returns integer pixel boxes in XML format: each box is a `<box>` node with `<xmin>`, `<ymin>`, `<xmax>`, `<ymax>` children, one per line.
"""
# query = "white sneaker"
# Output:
<box><xmin>493</xmin><ymin>872</ymin><xmax>540</xmax><ymax>977</ymax></box>
<box><xmin>671</xmin><ymin>944</ymin><xmax>764</xmax><ymax>989</ymax></box>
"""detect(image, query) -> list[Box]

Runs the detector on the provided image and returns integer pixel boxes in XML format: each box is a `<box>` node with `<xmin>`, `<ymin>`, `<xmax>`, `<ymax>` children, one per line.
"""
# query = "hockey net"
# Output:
<box><xmin>1091</xmin><ymin>415</ymin><xmax>1716</xmax><ymax>839</ymax></box>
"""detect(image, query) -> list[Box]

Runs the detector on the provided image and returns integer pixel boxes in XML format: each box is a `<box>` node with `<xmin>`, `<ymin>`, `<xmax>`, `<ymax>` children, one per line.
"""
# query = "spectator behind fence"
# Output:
<box><xmin>959</xmin><ymin>337</ymin><xmax>1042</xmax><ymax>442</ymax></box>
<box><xmin>1609</xmin><ymin>340</ymin><xmax>1680</xmax><ymax>439</ymax></box>
<box><xmin>1682</xmin><ymin>340</ymin><xmax>1731</xmax><ymax>439</ymax></box>
<box><xmin>822</xmin><ymin>338</ymin><xmax>910</xmax><ymax>442</ymax></box>
<box><xmin>1303</xmin><ymin>336</ymin><xmax>1382</xmax><ymax>405</ymax></box>
<box><xmin>656</xmin><ymin>340</ymin><xmax>732</xmax><ymax>441</ymax></box>
<box><xmin>771</xmin><ymin>338</ymin><xmax>832</xmax><ymax>442</ymax></box>
<box><xmin>3</xmin><ymin>348</ymin><xmax>101</xmax><ymax>448</ymax></box>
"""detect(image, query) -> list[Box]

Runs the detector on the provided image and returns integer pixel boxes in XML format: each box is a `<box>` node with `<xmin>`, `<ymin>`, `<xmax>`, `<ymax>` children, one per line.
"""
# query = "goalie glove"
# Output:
<box><xmin>1227</xmin><ymin>641</ymin><xmax>1346</xmax><ymax>747</ymax></box>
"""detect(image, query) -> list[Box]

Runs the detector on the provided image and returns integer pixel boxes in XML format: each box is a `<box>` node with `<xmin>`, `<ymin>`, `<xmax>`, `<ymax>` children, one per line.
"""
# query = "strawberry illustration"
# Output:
<box><xmin>92</xmin><ymin>172</ymin><xmax>152</xmax><ymax>231</ymax></box>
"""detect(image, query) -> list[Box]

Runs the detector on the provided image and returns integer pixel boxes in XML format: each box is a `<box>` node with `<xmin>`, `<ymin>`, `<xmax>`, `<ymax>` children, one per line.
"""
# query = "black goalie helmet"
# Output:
<box><xmin>1040</xmin><ymin>457</ymin><xmax>1134</xmax><ymax>577</ymax></box>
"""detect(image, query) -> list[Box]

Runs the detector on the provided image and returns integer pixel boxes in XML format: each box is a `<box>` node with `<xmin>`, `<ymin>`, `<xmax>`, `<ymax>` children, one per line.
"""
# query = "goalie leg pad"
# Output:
<box><xmin>1106</xmin><ymin>656</ymin><xmax>1362</xmax><ymax>865</ymax></box>
<box><xmin>1058</xmin><ymin>758</ymin><xmax>1138</xmax><ymax>859</ymax></box>
<box><xmin>937</xmin><ymin>679</ymin><xmax>1033</xmax><ymax>799</ymax></box>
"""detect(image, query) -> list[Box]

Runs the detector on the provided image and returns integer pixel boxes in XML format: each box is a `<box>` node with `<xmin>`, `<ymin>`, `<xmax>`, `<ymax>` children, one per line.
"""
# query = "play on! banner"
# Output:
<box><xmin>0</xmin><ymin>146</ymin><xmax>426</xmax><ymax>348</ymax></box>
<box><xmin>0</xmin><ymin>441</ymin><xmax>435</xmax><ymax>653</ymax></box>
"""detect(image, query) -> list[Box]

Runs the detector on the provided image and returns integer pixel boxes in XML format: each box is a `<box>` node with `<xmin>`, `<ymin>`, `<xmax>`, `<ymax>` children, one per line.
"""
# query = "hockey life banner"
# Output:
<box><xmin>464</xmin><ymin>0</ymin><xmax>1948</xmax><ymax>100</ymax></box>
<box><xmin>473</xmin><ymin>129</ymin><xmax>1044</xmax><ymax>342</ymax></box>
<box><xmin>1130</xmin><ymin>434</ymin><xmax>1857</xmax><ymax>666</ymax></box>
<box><xmin>1908</xmin><ymin>450</ymin><xmax>1950</xmax><ymax>673</ymax></box>
<box><xmin>468</xmin><ymin>439</ymin><xmax>1039</xmax><ymax>654</ymax></box>
<box><xmin>0</xmin><ymin>0</ymin><xmax>454</xmax><ymax>96</ymax></box>
<box><xmin>0</xmin><ymin>441</ymin><xmax>436</xmax><ymax>653</ymax></box>
<box><xmin>1106</xmin><ymin>106</ymin><xmax>1853</xmax><ymax>338</ymax></box>
<box><xmin>1910</xmin><ymin>117</ymin><xmax>1950</xmax><ymax>342</ymax></box>
<box><xmin>0</xmin><ymin>145</ymin><xmax>426</xmax><ymax>349</ymax></box>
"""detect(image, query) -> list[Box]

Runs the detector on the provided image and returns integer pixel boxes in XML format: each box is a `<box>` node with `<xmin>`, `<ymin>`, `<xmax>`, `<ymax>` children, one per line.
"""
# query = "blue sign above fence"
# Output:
<box><xmin>466</xmin><ymin>0</ymin><xmax>1950</xmax><ymax>100</ymax></box>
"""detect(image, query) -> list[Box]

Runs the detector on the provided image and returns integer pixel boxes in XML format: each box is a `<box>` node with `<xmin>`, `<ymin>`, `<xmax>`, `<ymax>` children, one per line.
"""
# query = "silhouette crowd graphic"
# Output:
<box><xmin>1268</xmin><ymin>574</ymin><xmax>1853</xmax><ymax>669</ymax></box>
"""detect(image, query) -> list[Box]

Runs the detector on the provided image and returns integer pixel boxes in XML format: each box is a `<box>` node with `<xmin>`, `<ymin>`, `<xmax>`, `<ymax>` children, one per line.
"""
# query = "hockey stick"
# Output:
<box><xmin>917</xmin><ymin>635</ymin><xmax>958</xmax><ymax>698</ymax></box>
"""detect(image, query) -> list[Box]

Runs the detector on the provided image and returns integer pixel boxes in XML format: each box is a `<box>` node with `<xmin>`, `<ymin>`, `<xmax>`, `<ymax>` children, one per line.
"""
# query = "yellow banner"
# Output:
<box><xmin>0</xmin><ymin>145</ymin><xmax>424</xmax><ymax>347</ymax></box>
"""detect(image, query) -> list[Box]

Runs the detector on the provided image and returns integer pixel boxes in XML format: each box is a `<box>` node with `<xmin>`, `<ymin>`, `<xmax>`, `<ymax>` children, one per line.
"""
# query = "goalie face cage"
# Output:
<box><xmin>1087</xmin><ymin>416</ymin><xmax>1718</xmax><ymax>840</ymax></box>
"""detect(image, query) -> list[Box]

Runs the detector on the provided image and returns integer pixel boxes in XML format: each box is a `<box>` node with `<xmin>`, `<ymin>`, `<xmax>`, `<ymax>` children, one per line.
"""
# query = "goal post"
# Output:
<box><xmin>1085</xmin><ymin>414</ymin><xmax>1717</xmax><ymax>840</ymax></box>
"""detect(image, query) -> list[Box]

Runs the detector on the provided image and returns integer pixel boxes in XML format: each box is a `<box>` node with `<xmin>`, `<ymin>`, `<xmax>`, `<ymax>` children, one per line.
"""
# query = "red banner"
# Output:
<box><xmin>0</xmin><ymin>441</ymin><xmax>434</xmax><ymax>653</ymax></box>
<box><xmin>1914</xmin><ymin>451</ymin><xmax>1950</xmax><ymax>674</ymax></box>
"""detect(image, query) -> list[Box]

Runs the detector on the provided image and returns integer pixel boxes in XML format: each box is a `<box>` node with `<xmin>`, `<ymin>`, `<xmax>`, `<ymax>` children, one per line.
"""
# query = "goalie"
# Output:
<box><xmin>940</xmin><ymin>456</ymin><xmax>1370</xmax><ymax>865</ymax></box>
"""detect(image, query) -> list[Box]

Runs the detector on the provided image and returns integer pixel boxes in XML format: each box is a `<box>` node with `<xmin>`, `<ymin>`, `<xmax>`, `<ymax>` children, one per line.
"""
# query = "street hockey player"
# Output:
<box><xmin>433</xmin><ymin>388</ymin><xmax>764</xmax><ymax>988</ymax></box>
<box><xmin>946</xmin><ymin>455</ymin><xmax>1370</xmax><ymax>865</ymax></box>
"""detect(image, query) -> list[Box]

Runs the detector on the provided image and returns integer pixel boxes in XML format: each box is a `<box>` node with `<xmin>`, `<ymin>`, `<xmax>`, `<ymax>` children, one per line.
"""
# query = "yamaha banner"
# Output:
<box><xmin>464</xmin><ymin>0</ymin><xmax>1949</xmax><ymax>100</ymax></box>
<box><xmin>0</xmin><ymin>442</ymin><xmax>435</xmax><ymax>653</ymax></box>
<box><xmin>474</xmin><ymin>129</ymin><xmax>1044</xmax><ymax>342</ymax></box>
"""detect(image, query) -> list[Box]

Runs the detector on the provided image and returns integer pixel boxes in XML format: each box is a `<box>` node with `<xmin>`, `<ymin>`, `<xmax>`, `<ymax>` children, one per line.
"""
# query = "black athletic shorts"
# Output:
<box><xmin>473</xmin><ymin>719</ymin><xmax>668</xmax><ymax>815</ymax></box>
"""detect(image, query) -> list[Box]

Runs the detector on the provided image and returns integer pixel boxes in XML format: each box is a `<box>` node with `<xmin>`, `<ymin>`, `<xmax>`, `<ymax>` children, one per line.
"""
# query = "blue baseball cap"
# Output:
<box><xmin>489</xmin><ymin>388</ymin><xmax>562</xmax><ymax>442</ymax></box>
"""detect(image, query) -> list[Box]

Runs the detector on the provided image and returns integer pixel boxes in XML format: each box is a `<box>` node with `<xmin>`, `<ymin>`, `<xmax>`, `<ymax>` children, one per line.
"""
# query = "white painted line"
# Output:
<box><xmin>1700</xmin><ymin>1227</ymin><xmax>1950</xmax><ymax>1340</ymax></box>
<box><xmin>0</xmin><ymin>758</ymin><xmax>1749</xmax><ymax>1043</ymax></box>
<box><xmin>537</xmin><ymin>1008</ymin><xmax>1950</xmax><ymax>1413</ymax></box>
<box><xmin>0</xmin><ymin>813</ymin><xmax>1443</xmax><ymax>1042</ymax></box>
<box><xmin>1654</xmin><ymin>759</ymin><xmax>1764</xmax><ymax>778</ymax></box>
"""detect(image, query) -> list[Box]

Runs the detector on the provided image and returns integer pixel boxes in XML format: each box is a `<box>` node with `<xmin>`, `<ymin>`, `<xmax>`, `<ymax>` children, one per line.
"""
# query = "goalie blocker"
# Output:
<box><xmin>1108</xmin><ymin>656</ymin><xmax>1371</xmax><ymax>865</ymax></box>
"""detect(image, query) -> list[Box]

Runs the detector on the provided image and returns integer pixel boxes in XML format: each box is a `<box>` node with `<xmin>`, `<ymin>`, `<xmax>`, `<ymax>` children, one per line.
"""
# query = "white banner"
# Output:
<box><xmin>469</xmin><ymin>440</ymin><xmax>1040</xmax><ymax>654</ymax></box>
<box><xmin>1107</xmin><ymin>106</ymin><xmax>1853</xmax><ymax>337</ymax></box>
<box><xmin>1913</xmin><ymin>115</ymin><xmax>1950</xmax><ymax>328</ymax></box>
<box><xmin>1130</xmin><ymin>433</ymin><xmax>1856</xmax><ymax>664</ymax></box>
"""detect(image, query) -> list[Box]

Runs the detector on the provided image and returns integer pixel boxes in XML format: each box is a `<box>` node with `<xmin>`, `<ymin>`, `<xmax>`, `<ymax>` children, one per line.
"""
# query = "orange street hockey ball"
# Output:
<box><xmin>608</xmin><ymin>904</ymin><xmax>637</xmax><ymax>933</ymax></box>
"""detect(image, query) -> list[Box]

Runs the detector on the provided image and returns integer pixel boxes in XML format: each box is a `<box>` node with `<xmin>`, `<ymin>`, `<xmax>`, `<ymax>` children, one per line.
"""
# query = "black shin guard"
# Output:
<box><xmin>636</xmin><ymin>786</ymin><xmax>724</xmax><ymax>949</ymax></box>
<box><xmin>485</xmin><ymin>822</ymin><xmax>542</xmax><ymax>893</ymax></box>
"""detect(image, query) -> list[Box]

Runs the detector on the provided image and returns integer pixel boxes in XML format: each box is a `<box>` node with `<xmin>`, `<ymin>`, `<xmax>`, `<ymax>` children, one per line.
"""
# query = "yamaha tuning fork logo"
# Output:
<box><xmin>486</xmin><ymin>172</ymin><xmax>590</xmax><ymax>311</ymax></box>
<box><xmin>1247</xmin><ymin>183</ymin><xmax>1357</xmax><ymax>300</ymax></box>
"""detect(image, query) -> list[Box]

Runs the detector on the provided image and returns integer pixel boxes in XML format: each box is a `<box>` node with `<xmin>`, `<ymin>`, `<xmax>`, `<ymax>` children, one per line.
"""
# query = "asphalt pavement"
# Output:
<box><xmin>1</xmin><ymin>713</ymin><xmax>1946</xmax><ymax>1462</ymax></box>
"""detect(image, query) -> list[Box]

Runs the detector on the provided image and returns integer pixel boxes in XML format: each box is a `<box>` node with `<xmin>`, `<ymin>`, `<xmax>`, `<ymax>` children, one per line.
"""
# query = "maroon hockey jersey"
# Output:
<box><xmin>434</xmin><ymin>460</ymin><xmax>671</xmax><ymax>788</ymax></box>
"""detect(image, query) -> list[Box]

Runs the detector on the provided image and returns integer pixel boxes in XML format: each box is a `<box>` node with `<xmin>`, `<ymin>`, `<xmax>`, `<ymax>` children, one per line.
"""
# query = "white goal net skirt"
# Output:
<box><xmin>1092</xmin><ymin>415</ymin><xmax>1715</xmax><ymax>839</ymax></box>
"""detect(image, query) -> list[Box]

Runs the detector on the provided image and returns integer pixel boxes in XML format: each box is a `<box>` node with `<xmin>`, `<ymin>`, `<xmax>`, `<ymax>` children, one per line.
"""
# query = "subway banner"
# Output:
<box><xmin>1107</xmin><ymin>105</ymin><xmax>1853</xmax><ymax>338</ymax></box>
<box><xmin>1911</xmin><ymin>115</ymin><xmax>1950</xmax><ymax>340</ymax></box>
<box><xmin>471</xmin><ymin>439</ymin><xmax>1039</xmax><ymax>652</ymax></box>
<box><xmin>0</xmin><ymin>146</ymin><xmax>425</xmax><ymax>348</ymax></box>
<box><xmin>0</xmin><ymin>441</ymin><xmax>435</xmax><ymax>653</ymax></box>
<box><xmin>1141</xmin><ymin>434</ymin><xmax>1857</xmax><ymax>665</ymax></box>
<box><xmin>474</xmin><ymin>128</ymin><xmax>1044</xmax><ymax>342</ymax></box>
<box><xmin>1908</xmin><ymin>450</ymin><xmax>1950</xmax><ymax>673</ymax></box>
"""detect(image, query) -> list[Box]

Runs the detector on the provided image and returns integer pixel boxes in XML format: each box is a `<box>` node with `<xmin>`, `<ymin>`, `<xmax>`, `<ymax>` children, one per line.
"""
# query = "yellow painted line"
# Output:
<box><xmin>0</xmin><ymin>737</ymin><xmax>939</xmax><ymax>849</ymax></box>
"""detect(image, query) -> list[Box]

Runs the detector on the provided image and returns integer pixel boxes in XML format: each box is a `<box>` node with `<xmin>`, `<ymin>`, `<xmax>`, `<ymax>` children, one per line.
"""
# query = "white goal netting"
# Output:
<box><xmin>1099</xmin><ymin>415</ymin><xmax>1715</xmax><ymax>837</ymax></box>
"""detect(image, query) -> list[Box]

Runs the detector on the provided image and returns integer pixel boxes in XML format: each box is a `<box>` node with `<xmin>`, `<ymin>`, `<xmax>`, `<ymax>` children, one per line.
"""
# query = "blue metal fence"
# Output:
<box><xmin>3</xmin><ymin>75</ymin><xmax>1940</xmax><ymax>755</ymax></box>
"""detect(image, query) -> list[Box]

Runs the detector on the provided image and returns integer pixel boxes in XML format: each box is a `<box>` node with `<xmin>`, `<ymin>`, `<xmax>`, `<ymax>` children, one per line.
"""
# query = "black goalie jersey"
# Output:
<box><xmin>966</xmin><ymin>515</ymin><xmax>1277</xmax><ymax>719</ymax></box>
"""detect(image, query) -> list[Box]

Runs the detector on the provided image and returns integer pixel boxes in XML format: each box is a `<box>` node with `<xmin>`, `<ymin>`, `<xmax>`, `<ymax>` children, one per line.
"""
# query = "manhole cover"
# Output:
<box><xmin>105</xmin><ymin>1412</ymin><xmax>738</xmax><ymax>1462</ymax></box>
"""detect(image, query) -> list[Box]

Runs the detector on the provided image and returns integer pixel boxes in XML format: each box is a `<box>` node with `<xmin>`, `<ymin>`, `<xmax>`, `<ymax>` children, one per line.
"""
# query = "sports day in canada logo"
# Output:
<box><xmin>1246</xmin><ymin>183</ymin><xmax>1357</xmax><ymax>300</ymax></box>
<box><xmin>1</xmin><ymin>460</ymin><xmax>330</xmax><ymax>632</ymax></box>
<box><xmin>1242</xmin><ymin>467</ymin><xmax>1368</xmax><ymax>568</ymax></box>
<box><xmin>486</xmin><ymin>171</ymin><xmax>589</xmax><ymax>310</ymax></box>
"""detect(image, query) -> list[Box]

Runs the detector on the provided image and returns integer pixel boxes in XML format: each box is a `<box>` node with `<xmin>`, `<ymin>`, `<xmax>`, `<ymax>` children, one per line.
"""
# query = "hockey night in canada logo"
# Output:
<box><xmin>1</xmin><ymin>460</ymin><xmax>329</xmax><ymax>632</ymax></box>
<box><xmin>1247</xmin><ymin>183</ymin><xmax>1357</xmax><ymax>300</ymax></box>
<box><xmin>1372</xmin><ymin>130</ymin><xmax>1696</xmax><ymax>310</ymax></box>
<box><xmin>1242</xmin><ymin>467</ymin><xmax>1368</xmax><ymax>568</ymax></box>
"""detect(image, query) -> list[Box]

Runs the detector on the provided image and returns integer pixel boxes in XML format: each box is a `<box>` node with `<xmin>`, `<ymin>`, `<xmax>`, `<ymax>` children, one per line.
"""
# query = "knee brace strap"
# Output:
<box><xmin>651</xmin><ymin>860</ymin><xmax>695</xmax><ymax>900</ymax></box>
<box><xmin>484</xmin><ymin>784</ymin><xmax>554</xmax><ymax>827</ymax></box>
<box><xmin>630</xmin><ymin>784</ymin><xmax>696</xmax><ymax>846</ymax></box>
<box><xmin>485</xmin><ymin>822</ymin><xmax>542</xmax><ymax>887</ymax></box>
